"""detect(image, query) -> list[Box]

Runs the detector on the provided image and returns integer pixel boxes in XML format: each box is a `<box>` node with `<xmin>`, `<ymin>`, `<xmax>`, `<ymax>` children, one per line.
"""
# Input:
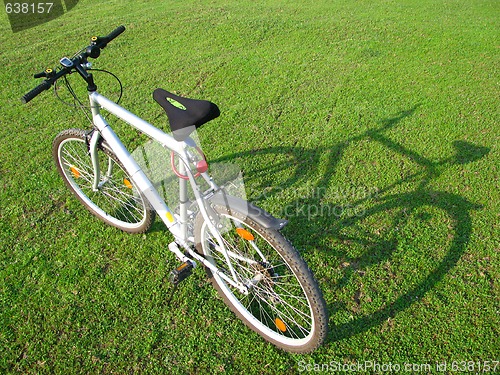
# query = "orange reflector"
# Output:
<box><xmin>123</xmin><ymin>178</ymin><xmax>133</xmax><ymax>189</ymax></box>
<box><xmin>70</xmin><ymin>166</ymin><xmax>80</xmax><ymax>178</ymax></box>
<box><xmin>275</xmin><ymin>318</ymin><xmax>287</xmax><ymax>332</ymax></box>
<box><xmin>236</xmin><ymin>228</ymin><xmax>254</xmax><ymax>241</ymax></box>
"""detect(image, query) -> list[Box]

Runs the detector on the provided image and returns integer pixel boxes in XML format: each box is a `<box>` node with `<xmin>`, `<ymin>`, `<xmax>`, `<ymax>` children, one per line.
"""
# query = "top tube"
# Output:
<box><xmin>89</xmin><ymin>91</ymin><xmax>186</xmax><ymax>155</ymax></box>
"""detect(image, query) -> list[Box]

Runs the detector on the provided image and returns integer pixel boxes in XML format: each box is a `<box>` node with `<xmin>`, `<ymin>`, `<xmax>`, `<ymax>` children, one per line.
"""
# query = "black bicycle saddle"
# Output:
<box><xmin>153</xmin><ymin>88</ymin><xmax>220</xmax><ymax>141</ymax></box>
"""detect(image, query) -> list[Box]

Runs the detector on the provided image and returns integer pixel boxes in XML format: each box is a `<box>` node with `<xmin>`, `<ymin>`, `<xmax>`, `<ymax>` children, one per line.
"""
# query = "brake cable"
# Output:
<box><xmin>54</xmin><ymin>68</ymin><xmax>123</xmax><ymax>124</ymax></box>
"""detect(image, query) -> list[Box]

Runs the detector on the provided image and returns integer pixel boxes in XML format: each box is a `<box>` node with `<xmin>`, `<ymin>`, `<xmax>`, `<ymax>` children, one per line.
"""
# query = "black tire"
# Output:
<box><xmin>194</xmin><ymin>203</ymin><xmax>328</xmax><ymax>353</ymax></box>
<box><xmin>52</xmin><ymin>128</ymin><xmax>155</xmax><ymax>233</ymax></box>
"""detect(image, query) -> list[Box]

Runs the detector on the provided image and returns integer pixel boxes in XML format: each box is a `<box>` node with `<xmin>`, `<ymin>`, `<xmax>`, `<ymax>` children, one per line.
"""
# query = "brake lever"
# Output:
<box><xmin>33</xmin><ymin>68</ymin><xmax>55</xmax><ymax>79</ymax></box>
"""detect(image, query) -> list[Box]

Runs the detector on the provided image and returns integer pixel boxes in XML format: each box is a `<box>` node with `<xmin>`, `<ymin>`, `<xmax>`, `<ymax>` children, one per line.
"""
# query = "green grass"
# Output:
<box><xmin>1</xmin><ymin>0</ymin><xmax>499</xmax><ymax>373</ymax></box>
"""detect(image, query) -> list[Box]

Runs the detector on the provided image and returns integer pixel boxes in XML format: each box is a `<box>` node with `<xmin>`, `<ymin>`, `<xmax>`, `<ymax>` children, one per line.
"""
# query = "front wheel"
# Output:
<box><xmin>194</xmin><ymin>203</ymin><xmax>328</xmax><ymax>353</ymax></box>
<box><xmin>52</xmin><ymin>128</ymin><xmax>155</xmax><ymax>233</ymax></box>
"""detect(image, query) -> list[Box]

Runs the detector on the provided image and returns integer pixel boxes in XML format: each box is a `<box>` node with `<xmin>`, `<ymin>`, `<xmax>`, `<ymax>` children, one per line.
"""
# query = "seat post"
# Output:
<box><xmin>178</xmin><ymin>156</ymin><xmax>189</xmax><ymax>239</ymax></box>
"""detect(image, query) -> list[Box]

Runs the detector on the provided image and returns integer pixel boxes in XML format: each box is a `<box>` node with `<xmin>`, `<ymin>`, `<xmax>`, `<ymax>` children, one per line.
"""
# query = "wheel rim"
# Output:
<box><xmin>58</xmin><ymin>137</ymin><xmax>148</xmax><ymax>229</ymax></box>
<box><xmin>201</xmin><ymin>214</ymin><xmax>315</xmax><ymax>347</ymax></box>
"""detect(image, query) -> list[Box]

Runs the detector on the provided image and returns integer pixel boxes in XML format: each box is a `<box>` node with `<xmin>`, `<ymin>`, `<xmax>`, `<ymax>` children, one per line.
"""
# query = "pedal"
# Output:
<box><xmin>169</xmin><ymin>261</ymin><xmax>194</xmax><ymax>285</ymax></box>
<box><xmin>168</xmin><ymin>241</ymin><xmax>197</xmax><ymax>266</ymax></box>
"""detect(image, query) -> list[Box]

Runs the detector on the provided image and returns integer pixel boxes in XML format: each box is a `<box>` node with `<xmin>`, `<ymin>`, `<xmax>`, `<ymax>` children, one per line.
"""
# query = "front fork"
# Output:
<box><xmin>88</xmin><ymin>130</ymin><xmax>114</xmax><ymax>191</ymax></box>
<box><xmin>88</xmin><ymin>130</ymin><xmax>102</xmax><ymax>191</ymax></box>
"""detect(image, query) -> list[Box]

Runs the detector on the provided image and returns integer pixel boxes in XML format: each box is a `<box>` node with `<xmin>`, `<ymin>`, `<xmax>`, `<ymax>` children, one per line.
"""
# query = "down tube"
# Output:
<box><xmin>91</xmin><ymin>114</ymin><xmax>183</xmax><ymax>238</ymax></box>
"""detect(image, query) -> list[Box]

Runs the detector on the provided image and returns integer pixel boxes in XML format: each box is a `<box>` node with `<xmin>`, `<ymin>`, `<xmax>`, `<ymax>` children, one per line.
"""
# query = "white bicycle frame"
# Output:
<box><xmin>87</xmin><ymin>90</ymin><xmax>250</xmax><ymax>294</ymax></box>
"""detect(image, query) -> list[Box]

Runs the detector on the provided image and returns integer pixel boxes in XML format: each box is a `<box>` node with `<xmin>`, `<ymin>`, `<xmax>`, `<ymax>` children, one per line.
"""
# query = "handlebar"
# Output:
<box><xmin>101</xmin><ymin>25</ymin><xmax>125</xmax><ymax>46</ymax></box>
<box><xmin>21</xmin><ymin>25</ymin><xmax>125</xmax><ymax>104</ymax></box>
<box><xmin>21</xmin><ymin>70</ymin><xmax>65</xmax><ymax>104</ymax></box>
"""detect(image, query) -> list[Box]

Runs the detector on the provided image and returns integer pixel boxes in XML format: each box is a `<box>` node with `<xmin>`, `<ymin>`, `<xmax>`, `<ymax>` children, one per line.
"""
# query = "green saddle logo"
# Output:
<box><xmin>167</xmin><ymin>97</ymin><xmax>187</xmax><ymax>111</ymax></box>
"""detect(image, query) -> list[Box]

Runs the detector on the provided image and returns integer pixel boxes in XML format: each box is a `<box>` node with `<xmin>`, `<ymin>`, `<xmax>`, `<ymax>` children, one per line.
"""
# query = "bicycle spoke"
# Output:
<box><xmin>56</xmin><ymin>134</ymin><xmax>151</xmax><ymax>231</ymax></box>
<box><xmin>200</xmin><ymin>213</ymin><xmax>315</xmax><ymax>342</ymax></box>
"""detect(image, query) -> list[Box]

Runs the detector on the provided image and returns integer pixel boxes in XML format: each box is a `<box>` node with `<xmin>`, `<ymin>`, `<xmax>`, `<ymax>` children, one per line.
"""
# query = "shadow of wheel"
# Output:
<box><xmin>327</xmin><ymin>190</ymin><xmax>480</xmax><ymax>341</ymax></box>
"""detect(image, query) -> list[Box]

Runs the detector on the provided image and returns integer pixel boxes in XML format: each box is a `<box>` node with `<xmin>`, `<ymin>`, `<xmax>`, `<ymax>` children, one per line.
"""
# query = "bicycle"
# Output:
<box><xmin>21</xmin><ymin>26</ymin><xmax>328</xmax><ymax>353</ymax></box>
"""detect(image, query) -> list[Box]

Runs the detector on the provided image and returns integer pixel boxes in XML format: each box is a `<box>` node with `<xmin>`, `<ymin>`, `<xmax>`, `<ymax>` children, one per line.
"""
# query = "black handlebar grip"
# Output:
<box><xmin>21</xmin><ymin>80</ymin><xmax>51</xmax><ymax>104</ymax></box>
<box><xmin>105</xmin><ymin>25</ymin><xmax>125</xmax><ymax>43</ymax></box>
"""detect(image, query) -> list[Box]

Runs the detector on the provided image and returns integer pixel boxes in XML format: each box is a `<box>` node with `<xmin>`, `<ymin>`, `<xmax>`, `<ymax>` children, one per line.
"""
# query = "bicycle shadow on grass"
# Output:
<box><xmin>209</xmin><ymin>106</ymin><xmax>489</xmax><ymax>344</ymax></box>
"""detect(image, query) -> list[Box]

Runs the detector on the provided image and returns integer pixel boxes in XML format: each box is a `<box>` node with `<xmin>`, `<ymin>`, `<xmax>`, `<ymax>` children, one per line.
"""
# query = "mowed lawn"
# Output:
<box><xmin>0</xmin><ymin>0</ymin><xmax>498</xmax><ymax>373</ymax></box>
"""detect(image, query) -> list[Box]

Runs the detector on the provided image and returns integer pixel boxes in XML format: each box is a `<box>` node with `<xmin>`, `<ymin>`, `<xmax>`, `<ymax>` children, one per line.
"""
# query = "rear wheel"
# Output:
<box><xmin>52</xmin><ymin>128</ymin><xmax>154</xmax><ymax>233</ymax></box>
<box><xmin>194</xmin><ymin>204</ymin><xmax>328</xmax><ymax>353</ymax></box>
